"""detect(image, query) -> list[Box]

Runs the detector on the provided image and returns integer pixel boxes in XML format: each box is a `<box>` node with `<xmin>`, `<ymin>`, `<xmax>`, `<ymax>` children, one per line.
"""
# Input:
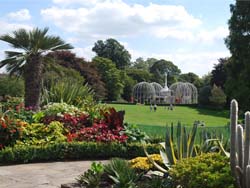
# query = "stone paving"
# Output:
<box><xmin>0</xmin><ymin>160</ymin><xmax>107</xmax><ymax>188</ymax></box>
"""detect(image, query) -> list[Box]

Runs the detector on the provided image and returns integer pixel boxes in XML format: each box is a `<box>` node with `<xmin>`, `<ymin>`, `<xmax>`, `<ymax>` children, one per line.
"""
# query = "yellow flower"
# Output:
<box><xmin>129</xmin><ymin>154</ymin><xmax>163</xmax><ymax>171</ymax></box>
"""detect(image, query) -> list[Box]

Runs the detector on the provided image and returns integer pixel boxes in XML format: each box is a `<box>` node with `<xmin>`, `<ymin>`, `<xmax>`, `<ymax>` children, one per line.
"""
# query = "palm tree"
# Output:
<box><xmin>0</xmin><ymin>27</ymin><xmax>73</xmax><ymax>111</ymax></box>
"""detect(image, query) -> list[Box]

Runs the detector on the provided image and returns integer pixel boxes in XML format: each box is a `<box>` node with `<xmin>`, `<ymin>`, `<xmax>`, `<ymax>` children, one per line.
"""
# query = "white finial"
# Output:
<box><xmin>165</xmin><ymin>72</ymin><xmax>168</xmax><ymax>87</ymax></box>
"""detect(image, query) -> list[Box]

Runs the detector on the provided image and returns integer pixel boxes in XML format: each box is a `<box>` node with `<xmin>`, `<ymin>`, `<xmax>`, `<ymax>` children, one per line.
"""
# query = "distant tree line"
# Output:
<box><xmin>0</xmin><ymin>0</ymin><xmax>248</xmax><ymax>110</ymax></box>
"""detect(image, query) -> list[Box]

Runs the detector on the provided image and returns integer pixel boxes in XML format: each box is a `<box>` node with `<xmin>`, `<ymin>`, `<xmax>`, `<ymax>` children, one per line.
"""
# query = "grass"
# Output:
<box><xmin>109</xmin><ymin>104</ymin><xmax>230</xmax><ymax>127</ymax></box>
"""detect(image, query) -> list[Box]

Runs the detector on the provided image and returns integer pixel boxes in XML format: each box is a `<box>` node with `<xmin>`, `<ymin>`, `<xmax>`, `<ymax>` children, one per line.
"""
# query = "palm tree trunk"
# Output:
<box><xmin>24</xmin><ymin>55</ymin><xmax>43</xmax><ymax>111</ymax></box>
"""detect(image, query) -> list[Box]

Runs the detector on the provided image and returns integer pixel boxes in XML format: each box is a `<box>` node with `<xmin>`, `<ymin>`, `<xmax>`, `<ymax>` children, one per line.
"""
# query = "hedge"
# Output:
<box><xmin>0</xmin><ymin>142</ymin><xmax>159</xmax><ymax>165</ymax></box>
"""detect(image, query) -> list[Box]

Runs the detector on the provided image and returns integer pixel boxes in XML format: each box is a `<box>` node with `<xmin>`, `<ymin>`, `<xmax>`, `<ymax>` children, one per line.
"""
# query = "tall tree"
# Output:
<box><xmin>0</xmin><ymin>28</ymin><xmax>72</xmax><ymax>110</ymax></box>
<box><xmin>93</xmin><ymin>57</ymin><xmax>124</xmax><ymax>101</ymax></box>
<box><xmin>149</xmin><ymin>59</ymin><xmax>181</xmax><ymax>86</ymax></box>
<box><xmin>92</xmin><ymin>38</ymin><xmax>131</xmax><ymax>69</ymax></box>
<box><xmin>225</xmin><ymin>1</ymin><xmax>250</xmax><ymax>110</ymax></box>
<box><xmin>210</xmin><ymin>58</ymin><xmax>229</xmax><ymax>89</ymax></box>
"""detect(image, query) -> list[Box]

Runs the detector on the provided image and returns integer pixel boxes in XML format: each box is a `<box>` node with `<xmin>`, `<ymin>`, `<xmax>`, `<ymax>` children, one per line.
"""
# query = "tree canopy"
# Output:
<box><xmin>149</xmin><ymin>59</ymin><xmax>181</xmax><ymax>85</ymax></box>
<box><xmin>47</xmin><ymin>51</ymin><xmax>107</xmax><ymax>100</ymax></box>
<box><xmin>225</xmin><ymin>1</ymin><xmax>250</xmax><ymax>110</ymax></box>
<box><xmin>92</xmin><ymin>38</ymin><xmax>131</xmax><ymax>70</ymax></box>
<box><xmin>178</xmin><ymin>72</ymin><xmax>202</xmax><ymax>89</ymax></box>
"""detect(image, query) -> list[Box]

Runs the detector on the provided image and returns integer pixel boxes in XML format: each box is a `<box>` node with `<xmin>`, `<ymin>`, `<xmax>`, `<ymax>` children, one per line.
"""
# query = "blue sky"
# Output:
<box><xmin>0</xmin><ymin>0</ymin><xmax>234</xmax><ymax>76</ymax></box>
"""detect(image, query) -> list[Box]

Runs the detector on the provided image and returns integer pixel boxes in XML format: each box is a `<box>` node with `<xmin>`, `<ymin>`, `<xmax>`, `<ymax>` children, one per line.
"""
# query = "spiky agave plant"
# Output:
<box><xmin>144</xmin><ymin>121</ymin><xmax>229</xmax><ymax>175</ymax></box>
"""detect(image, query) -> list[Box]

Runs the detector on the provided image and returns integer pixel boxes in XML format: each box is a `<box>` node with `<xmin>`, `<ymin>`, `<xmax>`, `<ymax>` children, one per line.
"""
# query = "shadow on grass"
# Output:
<box><xmin>188</xmin><ymin>106</ymin><xmax>230</xmax><ymax>119</ymax></box>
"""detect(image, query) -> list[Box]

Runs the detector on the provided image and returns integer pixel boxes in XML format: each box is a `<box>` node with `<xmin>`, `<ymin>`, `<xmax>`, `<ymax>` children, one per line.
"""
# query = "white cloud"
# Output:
<box><xmin>0</xmin><ymin>20</ymin><xmax>32</xmax><ymax>35</ymax></box>
<box><xmin>72</xmin><ymin>46</ymin><xmax>95</xmax><ymax>61</ymax></box>
<box><xmin>7</xmin><ymin>9</ymin><xmax>31</xmax><ymax>21</ymax></box>
<box><xmin>197</xmin><ymin>26</ymin><xmax>229</xmax><ymax>44</ymax></box>
<box><xmin>52</xmin><ymin>0</ymin><xmax>108</xmax><ymax>6</ymax></box>
<box><xmin>41</xmin><ymin>1</ymin><xmax>201</xmax><ymax>39</ymax></box>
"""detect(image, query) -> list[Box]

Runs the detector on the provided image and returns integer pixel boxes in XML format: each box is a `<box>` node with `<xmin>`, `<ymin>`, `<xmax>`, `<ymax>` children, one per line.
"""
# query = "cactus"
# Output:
<box><xmin>230</xmin><ymin>99</ymin><xmax>250</xmax><ymax>188</ymax></box>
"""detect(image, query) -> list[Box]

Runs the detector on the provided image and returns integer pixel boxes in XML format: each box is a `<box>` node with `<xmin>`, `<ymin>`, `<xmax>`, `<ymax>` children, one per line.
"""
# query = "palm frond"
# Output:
<box><xmin>0</xmin><ymin>57</ymin><xmax>19</xmax><ymax>68</ymax></box>
<box><xmin>0</xmin><ymin>27</ymin><xmax>73</xmax><ymax>76</ymax></box>
<box><xmin>5</xmin><ymin>57</ymin><xmax>26</xmax><ymax>76</ymax></box>
<box><xmin>0</xmin><ymin>29</ymin><xmax>30</xmax><ymax>50</ymax></box>
<box><xmin>40</xmin><ymin>36</ymin><xmax>73</xmax><ymax>52</ymax></box>
<box><xmin>5</xmin><ymin>51</ymin><xmax>23</xmax><ymax>58</ymax></box>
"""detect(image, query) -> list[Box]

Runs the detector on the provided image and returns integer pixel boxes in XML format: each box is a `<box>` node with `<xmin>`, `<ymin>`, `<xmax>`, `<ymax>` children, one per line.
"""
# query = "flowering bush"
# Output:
<box><xmin>0</xmin><ymin>97</ymin><xmax>23</xmax><ymax>111</ymax></box>
<box><xmin>0</xmin><ymin>97</ymin><xmax>34</xmax><ymax>124</ymax></box>
<box><xmin>129</xmin><ymin>154</ymin><xmax>163</xmax><ymax>171</ymax></box>
<box><xmin>42</xmin><ymin>102</ymin><xmax>82</xmax><ymax>117</ymax></box>
<box><xmin>0</xmin><ymin>115</ymin><xmax>25</xmax><ymax>149</ymax></box>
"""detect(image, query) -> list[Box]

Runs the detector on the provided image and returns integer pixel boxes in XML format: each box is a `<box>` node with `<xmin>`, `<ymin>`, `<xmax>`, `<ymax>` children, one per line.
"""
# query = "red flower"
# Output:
<box><xmin>1</xmin><ymin>122</ymin><xmax>7</xmax><ymax>129</ymax></box>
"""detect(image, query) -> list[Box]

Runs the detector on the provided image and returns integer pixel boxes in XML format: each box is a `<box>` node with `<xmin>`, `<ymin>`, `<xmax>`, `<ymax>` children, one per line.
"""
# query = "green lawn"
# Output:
<box><xmin>109</xmin><ymin>104</ymin><xmax>230</xmax><ymax>127</ymax></box>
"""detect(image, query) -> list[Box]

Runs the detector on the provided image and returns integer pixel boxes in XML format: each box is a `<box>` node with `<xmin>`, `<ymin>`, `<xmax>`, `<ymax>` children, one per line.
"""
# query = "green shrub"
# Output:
<box><xmin>17</xmin><ymin>121</ymin><xmax>67</xmax><ymax>146</ymax></box>
<box><xmin>209</xmin><ymin>84</ymin><xmax>227</xmax><ymax>109</ymax></box>
<box><xmin>169</xmin><ymin>153</ymin><xmax>235</xmax><ymax>188</ymax></box>
<box><xmin>0</xmin><ymin>142</ymin><xmax>159</xmax><ymax>164</ymax></box>
<box><xmin>0</xmin><ymin>75</ymin><xmax>24</xmax><ymax>97</ymax></box>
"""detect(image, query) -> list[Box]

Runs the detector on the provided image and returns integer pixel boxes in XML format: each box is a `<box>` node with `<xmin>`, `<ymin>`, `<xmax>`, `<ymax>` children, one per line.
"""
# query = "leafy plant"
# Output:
<box><xmin>67</xmin><ymin>122</ymin><xmax>128</xmax><ymax>143</ymax></box>
<box><xmin>17</xmin><ymin>121</ymin><xmax>67</xmax><ymax>146</ymax></box>
<box><xmin>121</xmin><ymin>124</ymin><xmax>149</xmax><ymax>143</ymax></box>
<box><xmin>169</xmin><ymin>153</ymin><xmax>235</xmax><ymax>188</ymax></box>
<box><xmin>144</xmin><ymin>122</ymin><xmax>198</xmax><ymax>174</ymax></box>
<box><xmin>77</xmin><ymin>162</ymin><xmax>104</xmax><ymax>188</ymax></box>
<box><xmin>104</xmin><ymin>158</ymin><xmax>140</xmax><ymax>188</ymax></box>
<box><xmin>101</xmin><ymin>108</ymin><xmax>125</xmax><ymax>130</ymax></box>
<box><xmin>42</xmin><ymin>78</ymin><xmax>94</xmax><ymax>107</ymax></box>
<box><xmin>42</xmin><ymin>113</ymin><xmax>91</xmax><ymax>134</ymax></box>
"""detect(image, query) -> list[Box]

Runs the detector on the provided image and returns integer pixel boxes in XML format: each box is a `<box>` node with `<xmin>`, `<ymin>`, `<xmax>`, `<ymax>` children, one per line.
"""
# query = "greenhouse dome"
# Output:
<box><xmin>150</xmin><ymin>82</ymin><xmax>163</xmax><ymax>96</ymax></box>
<box><xmin>169</xmin><ymin>82</ymin><xmax>198</xmax><ymax>104</ymax></box>
<box><xmin>133</xmin><ymin>82</ymin><xmax>155</xmax><ymax>104</ymax></box>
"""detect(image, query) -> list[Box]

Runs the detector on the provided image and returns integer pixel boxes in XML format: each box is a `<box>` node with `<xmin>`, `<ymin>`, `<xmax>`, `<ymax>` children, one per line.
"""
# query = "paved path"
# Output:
<box><xmin>0</xmin><ymin>160</ymin><xmax>107</xmax><ymax>188</ymax></box>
